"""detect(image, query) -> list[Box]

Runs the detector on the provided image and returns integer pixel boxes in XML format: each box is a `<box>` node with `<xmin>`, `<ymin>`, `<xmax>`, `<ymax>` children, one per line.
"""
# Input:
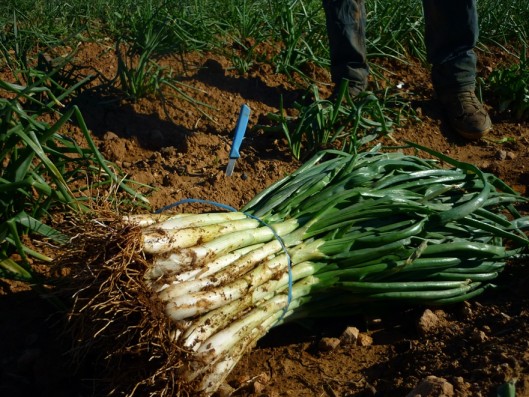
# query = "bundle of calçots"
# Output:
<box><xmin>125</xmin><ymin>143</ymin><xmax>529</xmax><ymax>395</ymax></box>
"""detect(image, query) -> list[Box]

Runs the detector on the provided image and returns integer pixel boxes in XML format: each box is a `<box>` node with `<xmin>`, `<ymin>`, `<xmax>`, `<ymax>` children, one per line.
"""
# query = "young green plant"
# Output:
<box><xmin>0</xmin><ymin>74</ymin><xmax>148</xmax><ymax>282</ymax></box>
<box><xmin>263</xmin><ymin>81</ymin><xmax>415</xmax><ymax>160</ymax></box>
<box><xmin>486</xmin><ymin>43</ymin><xmax>529</xmax><ymax>121</ymax></box>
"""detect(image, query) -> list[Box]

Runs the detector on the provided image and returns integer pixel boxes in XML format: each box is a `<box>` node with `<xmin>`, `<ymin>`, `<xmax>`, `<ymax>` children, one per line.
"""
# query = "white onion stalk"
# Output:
<box><xmin>147</xmin><ymin>219</ymin><xmax>300</xmax><ymax>277</ymax></box>
<box><xmin>165</xmin><ymin>253</ymin><xmax>289</xmax><ymax>320</ymax></box>
<box><xmin>195</xmin><ymin>316</ymin><xmax>276</xmax><ymax>395</ymax></box>
<box><xmin>181</xmin><ymin>278</ymin><xmax>326</xmax><ymax>389</ymax></box>
<box><xmin>162</xmin><ymin>236</ymin><xmax>330</xmax><ymax>319</ymax></box>
<box><xmin>122</xmin><ymin>147</ymin><xmax>529</xmax><ymax>396</ymax></box>
<box><xmin>157</xmin><ymin>239</ymin><xmax>283</xmax><ymax>300</ymax></box>
<box><xmin>192</xmin><ymin>295</ymin><xmax>288</xmax><ymax>367</ymax></box>
<box><xmin>183</xmin><ymin>297</ymin><xmax>289</xmax><ymax>381</ymax></box>
<box><xmin>195</xmin><ymin>276</ymin><xmax>319</xmax><ymax>360</ymax></box>
<box><xmin>180</xmin><ymin>261</ymin><xmax>326</xmax><ymax>351</ymax></box>
<box><xmin>149</xmin><ymin>243</ymin><xmax>266</xmax><ymax>289</ymax></box>
<box><xmin>187</xmin><ymin>287</ymin><xmax>307</xmax><ymax>392</ymax></box>
<box><xmin>175</xmin><ymin>243</ymin><xmax>265</xmax><ymax>281</ymax></box>
<box><xmin>142</xmin><ymin>218</ymin><xmax>261</xmax><ymax>254</ymax></box>
<box><xmin>122</xmin><ymin>213</ymin><xmax>188</xmax><ymax>227</ymax></box>
<box><xmin>155</xmin><ymin>211</ymin><xmax>248</xmax><ymax>230</ymax></box>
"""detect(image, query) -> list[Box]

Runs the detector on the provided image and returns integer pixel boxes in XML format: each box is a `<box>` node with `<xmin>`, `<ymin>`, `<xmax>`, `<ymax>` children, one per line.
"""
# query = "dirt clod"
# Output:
<box><xmin>417</xmin><ymin>309</ymin><xmax>443</xmax><ymax>335</ymax></box>
<box><xmin>319</xmin><ymin>337</ymin><xmax>341</xmax><ymax>352</ymax></box>
<box><xmin>406</xmin><ymin>375</ymin><xmax>454</xmax><ymax>397</ymax></box>
<box><xmin>471</xmin><ymin>329</ymin><xmax>489</xmax><ymax>343</ymax></box>
<box><xmin>357</xmin><ymin>333</ymin><xmax>374</xmax><ymax>347</ymax></box>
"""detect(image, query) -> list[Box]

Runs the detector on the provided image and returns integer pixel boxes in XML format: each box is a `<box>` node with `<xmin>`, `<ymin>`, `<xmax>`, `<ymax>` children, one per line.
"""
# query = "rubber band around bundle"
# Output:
<box><xmin>155</xmin><ymin>198</ymin><xmax>293</xmax><ymax>324</ymax></box>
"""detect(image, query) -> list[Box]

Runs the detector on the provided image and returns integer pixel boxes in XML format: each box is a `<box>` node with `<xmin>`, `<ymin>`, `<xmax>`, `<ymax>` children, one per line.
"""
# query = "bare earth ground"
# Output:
<box><xmin>1</xmin><ymin>41</ymin><xmax>529</xmax><ymax>397</ymax></box>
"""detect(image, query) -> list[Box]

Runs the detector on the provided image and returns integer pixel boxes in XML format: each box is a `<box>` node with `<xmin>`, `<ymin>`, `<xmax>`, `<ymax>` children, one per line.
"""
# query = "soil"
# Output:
<box><xmin>1</xmin><ymin>40</ymin><xmax>529</xmax><ymax>397</ymax></box>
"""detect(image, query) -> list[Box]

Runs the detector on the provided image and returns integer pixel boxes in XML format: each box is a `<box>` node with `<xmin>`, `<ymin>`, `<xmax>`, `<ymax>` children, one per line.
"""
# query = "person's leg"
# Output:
<box><xmin>422</xmin><ymin>0</ymin><xmax>491</xmax><ymax>139</ymax></box>
<box><xmin>422</xmin><ymin>0</ymin><xmax>478</xmax><ymax>94</ymax></box>
<box><xmin>322</xmin><ymin>0</ymin><xmax>369</xmax><ymax>93</ymax></box>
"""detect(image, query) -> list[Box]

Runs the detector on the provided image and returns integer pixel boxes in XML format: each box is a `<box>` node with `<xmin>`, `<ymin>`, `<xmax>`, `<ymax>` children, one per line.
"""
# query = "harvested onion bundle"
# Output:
<box><xmin>119</xmin><ymin>143</ymin><xmax>529</xmax><ymax>395</ymax></box>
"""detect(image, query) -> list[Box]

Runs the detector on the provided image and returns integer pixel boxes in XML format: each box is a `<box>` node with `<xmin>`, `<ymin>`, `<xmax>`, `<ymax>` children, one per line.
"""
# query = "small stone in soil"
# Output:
<box><xmin>103</xmin><ymin>131</ymin><xmax>119</xmax><ymax>140</ymax></box>
<box><xmin>357</xmin><ymin>333</ymin><xmax>373</xmax><ymax>347</ymax></box>
<box><xmin>471</xmin><ymin>329</ymin><xmax>489</xmax><ymax>343</ymax></box>
<box><xmin>406</xmin><ymin>375</ymin><xmax>454</xmax><ymax>397</ymax></box>
<box><xmin>496</xmin><ymin>150</ymin><xmax>508</xmax><ymax>160</ymax></box>
<box><xmin>160</xmin><ymin>146</ymin><xmax>177</xmax><ymax>156</ymax></box>
<box><xmin>319</xmin><ymin>337</ymin><xmax>341</xmax><ymax>352</ymax></box>
<box><xmin>340</xmin><ymin>326</ymin><xmax>360</xmax><ymax>345</ymax></box>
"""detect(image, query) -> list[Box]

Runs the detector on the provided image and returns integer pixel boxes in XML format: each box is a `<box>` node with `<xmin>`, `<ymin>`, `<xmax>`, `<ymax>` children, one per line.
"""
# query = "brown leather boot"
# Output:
<box><xmin>438</xmin><ymin>91</ymin><xmax>492</xmax><ymax>140</ymax></box>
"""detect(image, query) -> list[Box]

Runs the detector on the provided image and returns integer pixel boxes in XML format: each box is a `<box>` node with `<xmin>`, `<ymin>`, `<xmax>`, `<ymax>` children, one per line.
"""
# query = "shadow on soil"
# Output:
<box><xmin>0</xmin><ymin>288</ymin><xmax>96</xmax><ymax>397</ymax></box>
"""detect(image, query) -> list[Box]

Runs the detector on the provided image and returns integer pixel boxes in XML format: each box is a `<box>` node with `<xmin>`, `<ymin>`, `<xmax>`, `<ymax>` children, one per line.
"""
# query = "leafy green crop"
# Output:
<box><xmin>486</xmin><ymin>45</ymin><xmax>529</xmax><ymax>121</ymax></box>
<box><xmin>262</xmin><ymin>81</ymin><xmax>416</xmax><ymax>160</ymax></box>
<box><xmin>0</xmin><ymin>67</ymin><xmax>148</xmax><ymax>282</ymax></box>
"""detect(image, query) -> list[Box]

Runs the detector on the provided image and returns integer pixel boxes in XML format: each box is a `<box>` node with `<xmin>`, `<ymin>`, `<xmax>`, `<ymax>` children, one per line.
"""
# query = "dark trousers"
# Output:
<box><xmin>322</xmin><ymin>0</ymin><xmax>479</xmax><ymax>94</ymax></box>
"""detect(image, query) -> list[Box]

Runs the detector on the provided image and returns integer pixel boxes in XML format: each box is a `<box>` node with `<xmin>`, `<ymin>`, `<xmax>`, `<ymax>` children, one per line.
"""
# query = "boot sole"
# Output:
<box><xmin>451</xmin><ymin>117</ymin><xmax>493</xmax><ymax>141</ymax></box>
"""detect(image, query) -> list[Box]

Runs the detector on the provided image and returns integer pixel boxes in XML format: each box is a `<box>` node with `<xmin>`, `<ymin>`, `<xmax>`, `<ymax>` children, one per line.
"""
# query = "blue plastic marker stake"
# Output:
<box><xmin>225</xmin><ymin>104</ymin><xmax>251</xmax><ymax>176</ymax></box>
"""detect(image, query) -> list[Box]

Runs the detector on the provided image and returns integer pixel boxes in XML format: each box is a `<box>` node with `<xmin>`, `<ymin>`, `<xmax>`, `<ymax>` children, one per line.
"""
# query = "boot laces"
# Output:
<box><xmin>456</xmin><ymin>91</ymin><xmax>483</xmax><ymax>114</ymax></box>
